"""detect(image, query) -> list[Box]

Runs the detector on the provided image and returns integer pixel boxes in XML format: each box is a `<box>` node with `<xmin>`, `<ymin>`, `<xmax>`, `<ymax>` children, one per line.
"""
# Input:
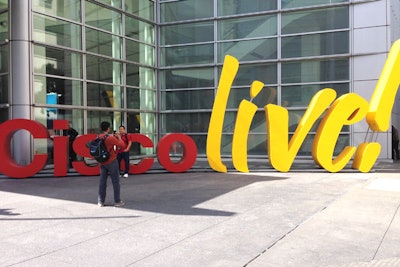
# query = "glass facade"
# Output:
<box><xmin>159</xmin><ymin>0</ymin><xmax>350</xmax><ymax>156</ymax></box>
<box><xmin>31</xmin><ymin>0</ymin><xmax>156</xmax><ymax>156</ymax></box>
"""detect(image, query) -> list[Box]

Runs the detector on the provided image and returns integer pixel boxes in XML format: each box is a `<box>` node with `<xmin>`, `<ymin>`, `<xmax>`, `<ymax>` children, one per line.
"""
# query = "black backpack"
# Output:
<box><xmin>89</xmin><ymin>135</ymin><xmax>110</xmax><ymax>162</ymax></box>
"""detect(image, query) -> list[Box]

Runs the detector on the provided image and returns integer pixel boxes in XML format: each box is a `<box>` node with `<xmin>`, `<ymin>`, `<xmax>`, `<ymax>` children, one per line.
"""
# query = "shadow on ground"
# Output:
<box><xmin>0</xmin><ymin>171</ymin><xmax>289</xmax><ymax>217</ymax></box>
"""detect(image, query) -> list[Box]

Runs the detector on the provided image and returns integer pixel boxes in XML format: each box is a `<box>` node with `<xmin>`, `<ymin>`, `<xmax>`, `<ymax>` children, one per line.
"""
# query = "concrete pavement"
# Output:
<box><xmin>1</xmin><ymin>161</ymin><xmax>400</xmax><ymax>266</ymax></box>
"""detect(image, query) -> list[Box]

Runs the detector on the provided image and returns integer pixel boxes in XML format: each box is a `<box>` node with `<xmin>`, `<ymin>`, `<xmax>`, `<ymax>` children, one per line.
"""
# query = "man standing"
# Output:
<box><xmin>117</xmin><ymin>125</ymin><xmax>132</xmax><ymax>178</ymax></box>
<box><xmin>97</xmin><ymin>121</ymin><xmax>125</xmax><ymax>207</ymax></box>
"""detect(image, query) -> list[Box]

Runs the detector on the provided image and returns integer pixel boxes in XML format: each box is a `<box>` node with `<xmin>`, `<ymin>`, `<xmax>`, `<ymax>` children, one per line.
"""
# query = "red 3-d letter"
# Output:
<box><xmin>52</xmin><ymin>120</ymin><xmax>69</xmax><ymax>176</ymax></box>
<box><xmin>129</xmin><ymin>134</ymin><xmax>154</xmax><ymax>174</ymax></box>
<box><xmin>72</xmin><ymin>134</ymin><xmax>100</xmax><ymax>175</ymax></box>
<box><xmin>0</xmin><ymin>119</ymin><xmax>49</xmax><ymax>178</ymax></box>
<box><xmin>157</xmin><ymin>133</ymin><xmax>197</xmax><ymax>173</ymax></box>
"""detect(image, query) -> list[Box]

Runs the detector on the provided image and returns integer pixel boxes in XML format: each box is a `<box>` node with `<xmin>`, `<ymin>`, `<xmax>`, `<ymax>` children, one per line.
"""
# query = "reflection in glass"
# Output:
<box><xmin>218</xmin><ymin>15</ymin><xmax>277</xmax><ymax>40</ymax></box>
<box><xmin>161</xmin><ymin>44</ymin><xmax>213</xmax><ymax>67</ymax></box>
<box><xmin>126</xmin><ymin>64</ymin><xmax>155</xmax><ymax>89</ymax></box>
<box><xmin>126</xmin><ymin>0</ymin><xmax>154</xmax><ymax>20</ymax></box>
<box><xmin>161</xmin><ymin>21</ymin><xmax>213</xmax><ymax>45</ymax></box>
<box><xmin>33</xmin><ymin>14</ymin><xmax>81</xmax><ymax>49</ymax></box>
<box><xmin>34</xmin><ymin>75</ymin><xmax>82</xmax><ymax>106</ymax></box>
<box><xmin>161</xmin><ymin>68</ymin><xmax>214</xmax><ymax>89</ymax></box>
<box><xmin>85</xmin><ymin>1</ymin><xmax>121</xmax><ymax>34</ymax></box>
<box><xmin>219</xmin><ymin>63</ymin><xmax>277</xmax><ymax>86</ymax></box>
<box><xmin>33</xmin><ymin>0</ymin><xmax>81</xmax><ymax>21</ymax></box>
<box><xmin>227</xmin><ymin>87</ymin><xmax>277</xmax><ymax>109</ymax></box>
<box><xmin>86</xmin><ymin>27</ymin><xmax>122</xmax><ymax>59</ymax></box>
<box><xmin>125</xmin><ymin>16</ymin><xmax>154</xmax><ymax>44</ymax></box>
<box><xmin>162</xmin><ymin>112</ymin><xmax>211</xmax><ymax>133</ymax></box>
<box><xmin>282</xmin><ymin>31</ymin><xmax>349</xmax><ymax>58</ymax></box>
<box><xmin>126</xmin><ymin>39</ymin><xmax>154</xmax><ymax>66</ymax></box>
<box><xmin>281</xmin><ymin>83</ymin><xmax>349</xmax><ymax>108</ymax></box>
<box><xmin>34</xmin><ymin>45</ymin><xmax>82</xmax><ymax>79</ymax></box>
<box><xmin>162</xmin><ymin>90</ymin><xmax>214</xmax><ymax>110</ymax></box>
<box><xmin>218</xmin><ymin>38</ymin><xmax>277</xmax><ymax>62</ymax></box>
<box><xmin>218</xmin><ymin>0</ymin><xmax>277</xmax><ymax>16</ymax></box>
<box><xmin>87</xmin><ymin>83</ymin><xmax>122</xmax><ymax>109</ymax></box>
<box><xmin>282</xmin><ymin>59</ymin><xmax>349</xmax><ymax>84</ymax></box>
<box><xmin>282</xmin><ymin>0</ymin><xmax>348</xmax><ymax>9</ymax></box>
<box><xmin>282</xmin><ymin>7</ymin><xmax>349</xmax><ymax>35</ymax></box>
<box><xmin>0</xmin><ymin>11</ymin><xmax>8</xmax><ymax>41</ymax></box>
<box><xmin>86</xmin><ymin>55</ymin><xmax>122</xmax><ymax>84</ymax></box>
<box><xmin>161</xmin><ymin>0</ymin><xmax>213</xmax><ymax>22</ymax></box>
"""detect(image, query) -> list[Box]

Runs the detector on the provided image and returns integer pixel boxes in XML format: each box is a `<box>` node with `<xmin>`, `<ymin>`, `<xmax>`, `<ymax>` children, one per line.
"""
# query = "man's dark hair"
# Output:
<box><xmin>119</xmin><ymin>125</ymin><xmax>125</xmax><ymax>129</ymax></box>
<box><xmin>100</xmin><ymin>121</ymin><xmax>110</xmax><ymax>132</ymax></box>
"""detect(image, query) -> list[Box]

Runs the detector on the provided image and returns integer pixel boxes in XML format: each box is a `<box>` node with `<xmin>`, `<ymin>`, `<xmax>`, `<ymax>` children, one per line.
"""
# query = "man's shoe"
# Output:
<box><xmin>123</xmin><ymin>173</ymin><xmax>128</xmax><ymax>178</ymax></box>
<box><xmin>98</xmin><ymin>202</ymin><xmax>104</xmax><ymax>207</ymax></box>
<box><xmin>114</xmin><ymin>201</ymin><xmax>125</xmax><ymax>207</ymax></box>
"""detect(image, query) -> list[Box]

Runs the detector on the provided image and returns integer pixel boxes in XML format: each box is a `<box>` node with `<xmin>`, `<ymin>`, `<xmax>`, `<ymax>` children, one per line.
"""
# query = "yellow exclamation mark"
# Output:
<box><xmin>353</xmin><ymin>39</ymin><xmax>400</xmax><ymax>172</ymax></box>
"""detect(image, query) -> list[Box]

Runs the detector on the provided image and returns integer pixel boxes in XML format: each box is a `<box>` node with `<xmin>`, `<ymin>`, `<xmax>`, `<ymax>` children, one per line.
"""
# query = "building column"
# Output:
<box><xmin>9</xmin><ymin>0</ymin><xmax>32</xmax><ymax>165</ymax></box>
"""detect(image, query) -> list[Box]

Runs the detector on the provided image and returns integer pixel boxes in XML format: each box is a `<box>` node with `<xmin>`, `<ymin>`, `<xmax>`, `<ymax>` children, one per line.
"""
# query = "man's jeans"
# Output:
<box><xmin>117</xmin><ymin>152</ymin><xmax>130</xmax><ymax>174</ymax></box>
<box><xmin>98</xmin><ymin>159</ymin><xmax>121</xmax><ymax>204</ymax></box>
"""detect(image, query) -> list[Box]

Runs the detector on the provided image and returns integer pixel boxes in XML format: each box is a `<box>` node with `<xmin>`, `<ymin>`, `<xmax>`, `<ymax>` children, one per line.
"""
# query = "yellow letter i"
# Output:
<box><xmin>232</xmin><ymin>81</ymin><xmax>264</xmax><ymax>172</ymax></box>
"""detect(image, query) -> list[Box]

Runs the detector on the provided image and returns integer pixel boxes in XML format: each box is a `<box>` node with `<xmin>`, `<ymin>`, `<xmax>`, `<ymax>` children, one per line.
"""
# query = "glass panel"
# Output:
<box><xmin>126</xmin><ymin>88</ymin><xmax>156</xmax><ymax>110</ymax></box>
<box><xmin>219</xmin><ymin>63</ymin><xmax>277</xmax><ymax>86</ymax></box>
<box><xmin>96</xmin><ymin>0</ymin><xmax>121</xmax><ymax>9</ymax></box>
<box><xmin>0</xmin><ymin>44</ymin><xmax>8</xmax><ymax>73</ymax></box>
<box><xmin>0</xmin><ymin>0</ymin><xmax>7</xmax><ymax>10</ymax></box>
<box><xmin>125</xmin><ymin>16</ymin><xmax>154</xmax><ymax>44</ymax></box>
<box><xmin>87</xmin><ymin>83</ymin><xmax>123</xmax><ymax>109</ymax></box>
<box><xmin>161</xmin><ymin>21</ymin><xmax>214</xmax><ymax>45</ymax></box>
<box><xmin>34</xmin><ymin>76</ymin><xmax>82</xmax><ymax>106</ymax></box>
<box><xmin>126</xmin><ymin>64</ymin><xmax>155</xmax><ymax>89</ymax></box>
<box><xmin>247</xmin><ymin>134</ymin><xmax>268</xmax><ymax>155</ymax></box>
<box><xmin>218</xmin><ymin>38</ymin><xmax>277</xmax><ymax>62</ymax></box>
<box><xmin>126</xmin><ymin>0</ymin><xmax>154</xmax><ymax>20</ymax></box>
<box><xmin>282</xmin><ymin>0</ymin><xmax>348</xmax><ymax>9</ymax></box>
<box><xmin>185</xmin><ymin>134</ymin><xmax>207</xmax><ymax>154</ymax></box>
<box><xmin>0</xmin><ymin>108</ymin><xmax>8</xmax><ymax>123</ymax></box>
<box><xmin>161</xmin><ymin>67</ymin><xmax>214</xmax><ymax>89</ymax></box>
<box><xmin>34</xmin><ymin>45</ymin><xmax>82</xmax><ymax>79</ymax></box>
<box><xmin>281</xmin><ymin>59</ymin><xmax>349</xmax><ymax>83</ymax></box>
<box><xmin>218</xmin><ymin>0</ymin><xmax>277</xmax><ymax>16</ymax></box>
<box><xmin>126</xmin><ymin>39</ymin><xmax>154</xmax><ymax>66</ymax></box>
<box><xmin>282</xmin><ymin>7</ymin><xmax>349</xmax><ymax>34</ymax></box>
<box><xmin>33</xmin><ymin>0</ymin><xmax>81</xmax><ymax>21</ymax></box>
<box><xmin>218</xmin><ymin>14</ymin><xmax>277</xmax><ymax>40</ymax></box>
<box><xmin>85</xmin><ymin>1</ymin><xmax>121</xmax><ymax>34</ymax></box>
<box><xmin>33</xmin><ymin>14</ymin><xmax>81</xmax><ymax>49</ymax></box>
<box><xmin>87</xmin><ymin>110</ymin><xmax>122</xmax><ymax>134</ymax></box>
<box><xmin>162</xmin><ymin>90</ymin><xmax>214</xmax><ymax>110</ymax></box>
<box><xmin>0</xmin><ymin>74</ymin><xmax>7</xmax><ymax>104</ymax></box>
<box><xmin>161</xmin><ymin>0</ymin><xmax>213</xmax><ymax>22</ymax></box>
<box><xmin>281</xmin><ymin>83</ymin><xmax>349</xmax><ymax>107</ymax></box>
<box><xmin>162</xmin><ymin>112</ymin><xmax>211</xmax><ymax>133</ymax></box>
<box><xmin>126</xmin><ymin>87</ymin><xmax>140</xmax><ymax>109</ymax></box>
<box><xmin>86</xmin><ymin>27</ymin><xmax>122</xmax><ymax>59</ymax></box>
<box><xmin>226</xmin><ymin>86</ymin><xmax>277</xmax><ymax>109</ymax></box>
<box><xmin>86</xmin><ymin>55</ymin><xmax>122</xmax><ymax>84</ymax></box>
<box><xmin>0</xmin><ymin>11</ymin><xmax>8</xmax><ymax>41</ymax></box>
<box><xmin>282</xmin><ymin>31</ymin><xmax>349</xmax><ymax>58</ymax></box>
<box><xmin>161</xmin><ymin>44</ymin><xmax>213</xmax><ymax>67</ymax></box>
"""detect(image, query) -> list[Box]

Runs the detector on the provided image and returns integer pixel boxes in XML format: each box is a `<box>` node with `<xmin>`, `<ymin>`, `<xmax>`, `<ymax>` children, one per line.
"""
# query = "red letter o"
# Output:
<box><xmin>157</xmin><ymin>133</ymin><xmax>197</xmax><ymax>173</ymax></box>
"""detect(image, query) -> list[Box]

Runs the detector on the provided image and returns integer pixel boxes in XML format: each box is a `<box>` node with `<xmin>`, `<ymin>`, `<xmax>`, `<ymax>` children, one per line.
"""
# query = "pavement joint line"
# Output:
<box><xmin>372</xmin><ymin>201</ymin><xmax>400</xmax><ymax>261</ymax></box>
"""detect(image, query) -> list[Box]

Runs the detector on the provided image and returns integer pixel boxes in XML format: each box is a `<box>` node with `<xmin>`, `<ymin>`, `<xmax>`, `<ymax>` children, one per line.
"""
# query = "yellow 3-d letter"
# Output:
<box><xmin>207</xmin><ymin>55</ymin><xmax>239</xmax><ymax>172</ymax></box>
<box><xmin>312</xmin><ymin>93</ymin><xmax>369</xmax><ymax>172</ymax></box>
<box><xmin>265</xmin><ymin>89</ymin><xmax>336</xmax><ymax>172</ymax></box>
